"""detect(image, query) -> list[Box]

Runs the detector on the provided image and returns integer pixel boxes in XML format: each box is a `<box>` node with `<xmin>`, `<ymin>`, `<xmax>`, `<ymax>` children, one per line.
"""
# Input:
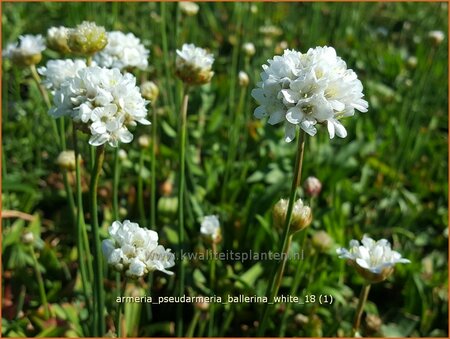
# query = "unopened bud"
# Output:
<box><xmin>159</xmin><ymin>179</ymin><xmax>173</xmax><ymax>197</ymax></box>
<box><xmin>68</xmin><ymin>21</ymin><xmax>108</xmax><ymax>55</ymax></box>
<box><xmin>140</xmin><ymin>81</ymin><xmax>159</xmax><ymax>102</ymax></box>
<box><xmin>22</xmin><ymin>231</ymin><xmax>35</xmax><ymax>245</ymax></box>
<box><xmin>365</xmin><ymin>314</ymin><xmax>382</xmax><ymax>333</ymax></box>
<box><xmin>273</xmin><ymin>198</ymin><xmax>312</xmax><ymax>234</ymax></box>
<box><xmin>311</xmin><ymin>231</ymin><xmax>333</xmax><ymax>253</ymax></box>
<box><xmin>242</xmin><ymin>42</ymin><xmax>256</xmax><ymax>57</ymax></box>
<box><xmin>428</xmin><ymin>30</ymin><xmax>445</xmax><ymax>45</ymax></box>
<box><xmin>303</xmin><ymin>176</ymin><xmax>322</xmax><ymax>197</ymax></box>
<box><xmin>56</xmin><ymin>150</ymin><xmax>79</xmax><ymax>171</ymax></box>
<box><xmin>179</xmin><ymin>2</ymin><xmax>199</xmax><ymax>16</ymax></box>
<box><xmin>46</xmin><ymin>26</ymin><xmax>71</xmax><ymax>54</ymax></box>
<box><xmin>238</xmin><ymin>71</ymin><xmax>249</xmax><ymax>87</ymax></box>
<box><xmin>138</xmin><ymin>135</ymin><xmax>150</xmax><ymax>148</ymax></box>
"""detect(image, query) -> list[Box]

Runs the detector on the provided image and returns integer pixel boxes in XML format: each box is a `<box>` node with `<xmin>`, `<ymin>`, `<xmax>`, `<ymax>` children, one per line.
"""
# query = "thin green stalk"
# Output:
<box><xmin>186</xmin><ymin>309</ymin><xmax>201</xmax><ymax>337</ymax></box>
<box><xmin>112</xmin><ymin>148</ymin><xmax>120</xmax><ymax>221</ymax></box>
<box><xmin>29</xmin><ymin>245</ymin><xmax>50</xmax><ymax>320</ymax></box>
<box><xmin>258</xmin><ymin>130</ymin><xmax>306</xmax><ymax>336</ymax></box>
<box><xmin>29</xmin><ymin>64</ymin><xmax>60</xmax><ymax>147</ymax></box>
<box><xmin>116</xmin><ymin>277</ymin><xmax>126</xmax><ymax>338</ymax></box>
<box><xmin>208</xmin><ymin>243</ymin><xmax>217</xmax><ymax>337</ymax></box>
<box><xmin>352</xmin><ymin>283</ymin><xmax>371</xmax><ymax>337</ymax></box>
<box><xmin>150</xmin><ymin>103</ymin><xmax>157</xmax><ymax>228</ymax></box>
<box><xmin>90</xmin><ymin>145</ymin><xmax>106</xmax><ymax>336</ymax></box>
<box><xmin>137</xmin><ymin>150</ymin><xmax>146</xmax><ymax>226</ymax></box>
<box><xmin>176</xmin><ymin>87</ymin><xmax>189</xmax><ymax>337</ymax></box>
<box><xmin>160</xmin><ymin>2</ymin><xmax>176</xmax><ymax>118</ymax></box>
<box><xmin>86</xmin><ymin>56</ymin><xmax>92</xmax><ymax>67</ymax></box>
<box><xmin>73</xmin><ymin>130</ymin><xmax>93</xmax><ymax>335</ymax></box>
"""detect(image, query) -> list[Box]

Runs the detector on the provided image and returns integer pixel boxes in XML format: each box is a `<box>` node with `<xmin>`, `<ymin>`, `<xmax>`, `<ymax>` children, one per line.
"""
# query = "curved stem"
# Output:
<box><xmin>137</xmin><ymin>150</ymin><xmax>146</xmax><ymax>226</ymax></box>
<box><xmin>208</xmin><ymin>242</ymin><xmax>217</xmax><ymax>337</ymax></box>
<box><xmin>258</xmin><ymin>130</ymin><xmax>306</xmax><ymax>336</ymax></box>
<box><xmin>176</xmin><ymin>87</ymin><xmax>189</xmax><ymax>337</ymax></box>
<box><xmin>352</xmin><ymin>283</ymin><xmax>371</xmax><ymax>337</ymax></box>
<box><xmin>90</xmin><ymin>145</ymin><xmax>106</xmax><ymax>336</ymax></box>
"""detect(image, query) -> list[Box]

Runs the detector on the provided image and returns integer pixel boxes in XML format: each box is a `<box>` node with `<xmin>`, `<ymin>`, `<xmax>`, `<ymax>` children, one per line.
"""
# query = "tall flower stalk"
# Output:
<box><xmin>174</xmin><ymin>42</ymin><xmax>214</xmax><ymax>336</ymax></box>
<box><xmin>252</xmin><ymin>46</ymin><xmax>369</xmax><ymax>335</ymax></box>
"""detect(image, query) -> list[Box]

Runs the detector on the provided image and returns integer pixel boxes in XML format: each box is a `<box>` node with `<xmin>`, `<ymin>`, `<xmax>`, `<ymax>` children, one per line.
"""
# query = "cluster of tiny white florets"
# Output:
<box><xmin>3</xmin><ymin>35</ymin><xmax>46</xmax><ymax>65</ymax></box>
<box><xmin>337</xmin><ymin>235</ymin><xmax>410</xmax><ymax>276</ymax></box>
<box><xmin>50</xmin><ymin>66</ymin><xmax>150</xmax><ymax>147</ymax></box>
<box><xmin>252</xmin><ymin>46</ymin><xmax>368</xmax><ymax>142</ymax></box>
<box><xmin>176</xmin><ymin>43</ymin><xmax>214</xmax><ymax>85</ymax></box>
<box><xmin>102</xmin><ymin>220</ymin><xmax>175</xmax><ymax>278</ymax></box>
<box><xmin>94</xmin><ymin>31</ymin><xmax>149</xmax><ymax>71</ymax></box>
<box><xmin>38</xmin><ymin>59</ymin><xmax>87</xmax><ymax>93</ymax></box>
<box><xmin>200</xmin><ymin>215</ymin><xmax>221</xmax><ymax>242</ymax></box>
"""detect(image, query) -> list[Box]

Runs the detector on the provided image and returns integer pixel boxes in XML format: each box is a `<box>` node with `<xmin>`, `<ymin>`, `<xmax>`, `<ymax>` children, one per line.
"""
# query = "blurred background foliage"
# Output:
<box><xmin>2</xmin><ymin>2</ymin><xmax>448</xmax><ymax>337</ymax></box>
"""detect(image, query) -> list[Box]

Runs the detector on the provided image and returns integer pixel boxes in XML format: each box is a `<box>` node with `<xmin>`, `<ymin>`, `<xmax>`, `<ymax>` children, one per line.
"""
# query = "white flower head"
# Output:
<box><xmin>252</xmin><ymin>46</ymin><xmax>368</xmax><ymax>142</ymax></box>
<box><xmin>176</xmin><ymin>43</ymin><xmax>214</xmax><ymax>85</ymax></box>
<box><xmin>50</xmin><ymin>66</ymin><xmax>150</xmax><ymax>147</ymax></box>
<box><xmin>337</xmin><ymin>235</ymin><xmax>410</xmax><ymax>283</ymax></box>
<box><xmin>102</xmin><ymin>220</ymin><xmax>175</xmax><ymax>278</ymax></box>
<box><xmin>94</xmin><ymin>31</ymin><xmax>149</xmax><ymax>71</ymax></box>
<box><xmin>3</xmin><ymin>34</ymin><xmax>46</xmax><ymax>66</ymax></box>
<box><xmin>242</xmin><ymin>42</ymin><xmax>256</xmax><ymax>57</ymax></box>
<box><xmin>428</xmin><ymin>30</ymin><xmax>445</xmax><ymax>45</ymax></box>
<box><xmin>38</xmin><ymin>59</ymin><xmax>87</xmax><ymax>93</ymax></box>
<box><xmin>200</xmin><ymin>215</ymin><xmax>221</xmax><ymax>243</ymax></box>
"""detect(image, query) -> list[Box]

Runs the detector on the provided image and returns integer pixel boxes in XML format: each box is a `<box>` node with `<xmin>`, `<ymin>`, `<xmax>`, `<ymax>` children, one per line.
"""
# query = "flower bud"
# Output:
<box><xmin>428</xmin><ymin>30</ymin><xmax>445</xmax><ymax>45</ymax></box>
<box><xmin>159</xmin><ymin>179</ymin><xmax>173</xmax><ymax>197</ymax></box>
<box><xmin>68</xmin><ymin>21</ymin><xmax>108</xmax><ymax>55</ymax></box>
<box><xmin>179</xmin><ymin>2</ymin><xmax>199</xmax><ymax>16</ymax></box>
<box><xmin>194</xmin><ymin>298</ymin><xmax>209</xmax><ymax>311</ymax></box>
<box><xmin>118</xmin><ymin>149</ymin><xmax>128</xmax><ymax>161</ymax></box>
<box><xmin>138</xmin><ymin>135</ymin><xmax>150</xmax><ymax>148</ymax></box>
<box><xmin>242</xmin><ymin>42</ymin><xmax>256</xmax><ymax>57</ymax></box>
<box><xmin>406</xmin><ymin>56</ymin><xmax>418</xmax><ymax>69</ymax></box>
<box><xmin>140</xmin><ymin>81</ymin><xmax>159</xmax><ymax>102</ymax></box>
<box><xmin>365</xmin><ymin>314</ymin><xmax>382</xmax><ymax>333</ymax></box>
<box><xmin>311</xmin><ymin>231</ymin><xmax>333</xmax><ymax>253</ymax></box>
<box><xmin>56</xmin><ymin>150</ymin><xmax>79</xmax><ymax>171</ymax></box>
<box><xmin>21</xmin><ymin>231</ymin><xmax>35</xmax><ymax>245</ymax></box>
<box><xmin>176</xmin><ymin>44</ymin><xmax>214</xmax><ymax>86</ymax></box>
<box><xmin>238</xmin><ymin>71</ymin><xmax>249</xmax><ymax>87</ymax></box>
<box><xmin>273</xmin><ymin>198</ymin><xmax>312</xmax><ymax>234</ymax></box>
<box><xmin>46</xmin><ymin>26</ymin><xmax>71</xmax><ymax>54</ymax></box>
<box><xmin>303</xmin><ymin>176</ymin><xmax>322</xmax><ymax>197</ymax></box>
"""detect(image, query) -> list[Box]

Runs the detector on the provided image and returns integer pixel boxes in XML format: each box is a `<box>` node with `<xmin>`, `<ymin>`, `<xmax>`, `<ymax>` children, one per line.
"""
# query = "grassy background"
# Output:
<box><xmin>2</xmin><ymin>2</ymin><xmax>448</xmax><ymax>337</ymax></box>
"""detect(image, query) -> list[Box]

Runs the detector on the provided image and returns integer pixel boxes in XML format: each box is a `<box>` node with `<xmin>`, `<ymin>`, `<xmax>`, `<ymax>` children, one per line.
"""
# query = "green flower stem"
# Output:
<box><xmin>208</xmin><ymin>242</ymin><xmax>217</xmax><ymax>337</ymax></box>
<box><xmin>29</xmin><ymin>64</ymin><xmax>60</xmax><ymax>147</ymax></box>
<box><xmin>73</xmin><ymin>130</ymin><xmax>93</xmax><ymax>334</ymax></box>
<box><xmin>29</xmin><ymin>244</ymin><xmax>50</xmax><ymax>320</ymax></box>
<box><xmin>176</xmin><ymin>87</ymin><xmax>189</xmax><ymax>337</ymax></box>
<box><xmin>150</xmin><ymin>102</ymin><xmax>157</xmax><ymax>228</ymax></box>
<box><xmin>86</xmin><ymin>56</ymin><xmax>92</xmax><ymax>67</ymax></box>
<box><xmin>258</xmin><ymin>129</ymin><xmax>306</xmax><ymax>336</ymax></box>
<box><xmin>352</xmin><ymin>283</ymin><xmax>371</xmax><ymax>337</ymax></box>
<box><xmin>112</xmin><ymin>148</ymin><xmax>120</xmax><ymax>221</ymax></box>
<box><xmin>279</xmin><ymin>232</ymin><xmax>312</xmax><ymax>336</ymax></box>
<box><xmin>137</xmin><ymin>150</ymin><xmax>146</xmax><ymax>226</ymax></box>
<box><xmin>221</xmin><ymin>82</ymin><xmax>247</xmax><ymax>202</ymax></box>
<box><xmin>116</xmin><ymin>277</ymin><xmax>126</xmax><ymax>338</ymax></box>
<box><xmin>186</xmin><ymin>309</ymin><xmax>201</xmax><ymax>337</ymax></box>
<box><xmin>90</xmin><ymin>145</ymin><xmax>106</xmax><ymax>336</ymax></box>
<box><xmin>160</xmin><ymin>2</ymin><xmax>176</xmax><ymax>118</ymax></box>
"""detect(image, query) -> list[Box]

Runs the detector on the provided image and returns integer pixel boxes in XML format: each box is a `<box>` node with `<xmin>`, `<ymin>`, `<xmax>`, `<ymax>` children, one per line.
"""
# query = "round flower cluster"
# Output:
<box><xmin>67</xmin><ymin>21</ymin><xmax>108</xmax><ymax>55</ymax></box>
<box><xmin>50</xmin><ymin>66</ymin><xmax>150</xmax><ymax>147</ymax></box>
<box><xmin>3</xmin><ymin>34</ymin><xmax>46</xmax><ymax>66</ymax></box>
<box><xmin>252</xmin><ymin>46</ymin><xmax>368</xmax><ymax>142</ymax></box>
<box><xmin>94</xmin><ymin>31</ymin><xmax>149</xmax><ymax>71</ymax></box>
<box><xmin>337</xmin><ymin>235</ymin><xmax>410</xmax><ymax>283</ymax></box>
<box><xmin>102</xmin><ymin>220</ymin><xmax>175</xmax><ymax>277</ymax></box>
<box><xmin>38</xmin><ymin>59</ymin><xmax>87</xmax><ymax>93</ymax></box>
<box><xmin>176</xmin><ymin>43</ymin><xmax>214</xmax><ymax>85</ymax></box>
<box><xmin>200</xmin><ymin>215</ymin><xmax>221</xmax><ymax>243</ymax></box>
